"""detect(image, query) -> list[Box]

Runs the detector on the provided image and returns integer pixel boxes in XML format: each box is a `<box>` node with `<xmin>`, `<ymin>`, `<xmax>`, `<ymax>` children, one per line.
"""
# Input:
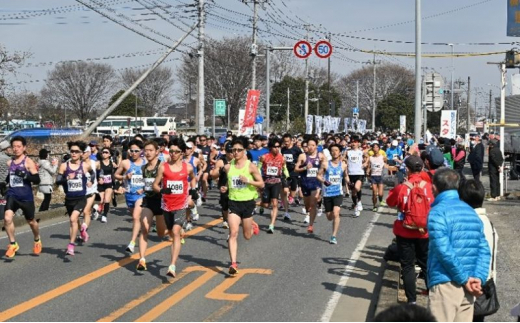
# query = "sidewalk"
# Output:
<box><xmin>374</xmin><ymin>168</ymin><xmax>520</xmax><ymax>322</ymax></box>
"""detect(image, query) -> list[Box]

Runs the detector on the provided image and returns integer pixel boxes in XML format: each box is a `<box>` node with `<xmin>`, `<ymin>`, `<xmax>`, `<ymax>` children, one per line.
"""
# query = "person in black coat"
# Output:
<box><xmin>468</xmin><ymin>135</ymin><xmax>485</xmax><ymax>182</ymax></box>
<box><xmin>488</xmin><ymin>139</ymin><xmax>504</xmax><ymax>201</ymax></box>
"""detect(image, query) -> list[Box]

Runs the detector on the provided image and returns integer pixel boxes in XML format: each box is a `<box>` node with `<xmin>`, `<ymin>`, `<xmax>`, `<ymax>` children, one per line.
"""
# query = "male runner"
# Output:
<box><xmin>210</xmin><ymin>142</ymin><xmax>234</xmax><ymax>230</ymax></box>
<box><xmin>346</xmin><ymin>137</ymin><xmax>368</xmax><ymax>217</ymax></box>
<box><xmin>282</xmin><ymin>133</ymin><xmax>303</xmax><ymax>206</ymax></box>
<box><xmin>153</xmin><ymin>137</ymin><xmax>198</xmax><ymax>278</ymax></box>
<box><xmin>3</xmin><ymin>136</ymin><xmax>42</xmax><ymax>258</ymax></box>
<box><xmin>136</xmin><ymin>140</ymin><xmax>167</xmax><ymax>271</ymax></box>
<box><xmin>198</xmin><ymin>135</ymin><xmax>211</xmax><ymax>202</ymax></box>
<box><xmin>317</xmin><ymin>143</ymin><xmax>348</xmax><ymax>244</ymax></box>
<box><xmin>56</xmin><ymin>141</ymin><xmax>94</xmax><ymax>255</ymax></box>
<box><xmin>184</xmin><ymin>141</ymin><xmax>203</xmax><ymax>222</ymax></box>
<box><xmin>115</xmin><ymin>139</ymin><xmax>145</xmax><ymax>253</ymax></box>
<box><xmin>223</xmin><ymin>136</ymin><xmax>263</xmax><ymax>275</ymax></box>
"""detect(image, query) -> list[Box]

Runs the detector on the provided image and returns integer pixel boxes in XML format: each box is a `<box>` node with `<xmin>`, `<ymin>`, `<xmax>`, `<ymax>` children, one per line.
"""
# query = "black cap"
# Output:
<box><xmin>405</xmin><ymin>155</ymin><xmax>424</xmax><ymax>172</ymax></box>
<box><xmin>225</xmin><ymin>142</ymin><xmax>233</xmax><ymax>152</ymax></box>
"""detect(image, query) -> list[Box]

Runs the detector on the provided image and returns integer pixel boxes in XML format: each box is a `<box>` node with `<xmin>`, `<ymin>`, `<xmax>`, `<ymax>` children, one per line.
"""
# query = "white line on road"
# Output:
<box><xmin>320</xmin><ymin>212</ymin><xmax>381</xmax><ymax>322</ymax></box>
<box><xmin>0</xmin><ymin>219</ymin><xmax>70</xmax><ymax>240</ymax></box>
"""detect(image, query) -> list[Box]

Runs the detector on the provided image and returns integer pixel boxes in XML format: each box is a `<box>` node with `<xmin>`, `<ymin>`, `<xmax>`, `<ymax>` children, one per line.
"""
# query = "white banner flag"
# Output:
<box><xmin>335</xmin><ymin>117</ymin><xmax>341</xmax><ymax>133</ymax></box>
<box><xmin>344</xmin><ymin>118</ymin><xmax>350</xmax><ymax>131</ymax></box>
<box><xmin>358</xmin><ymin>119</ymin><xmax>367</xmax><ymax>133</ymax></box>
<box><xmin>399</xmin><ymin>115</ymin><xmax>406</xmax><ymax>133</ymax></box>
<box><xmin>315</xmin><ymin>115</ymin><xmax>322</xmax><ymax>134</ymax></box>
<box><xmin>306</xmin><ymin>115</ymin><xmax>314</xmax><ymax>134</ymax></box>
<box><xmin>441</xmin><ymin>110</ymin><xmax>457</xmax><ymax>139</ymax></box>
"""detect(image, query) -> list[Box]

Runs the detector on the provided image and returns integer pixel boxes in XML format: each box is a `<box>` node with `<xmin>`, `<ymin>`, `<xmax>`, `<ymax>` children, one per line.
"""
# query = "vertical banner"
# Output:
<box><xmin>334</xmin><ymin>117</ymin><xmax>340</xmax><ymax>133</ymax></box>
<box><xmin>239</xmin><ymin>109</ymin><xmax>253</xmax><ymax>135</ymax></box>
<box><xmin>352</xmin><ymin>118</ymin><xmax>358</xmax><ymax>131</ymax></box>
<box><xmin>306</xmin><ymin>115</ymin><xmax>314</xmax><ymax>134</ymax></box>
<box><xmin>315</xmin><ymin>115</ymin><xmax>323</xmax><ymax>134</ymax></box>
<box><xmin>344</xmin><ymin>118</ymin><xmax>350</xmax><ymax>131</ymax></box>
<box><xmin>358</xmin><ymin>119</ymin><xmax>367</xmax><ymax>133</ymax></box>
<box><xmin>399</xmin><ymin>115</ymin><xmax>406</xmax><ymax>133</ymax></box>
<box><xmin>440</xmin><ymin>110</ymin><xmax>457</xmax><ymax>139</ymax></box>
<box><xmin>508</xmin><ymin>0</ymin><xmax>520</xmax><ymax>36</ymax></box>
<box><xmin>241</xmin><ymin>89</ymin><xmax>261</xmax><ymax>132</ymax></box>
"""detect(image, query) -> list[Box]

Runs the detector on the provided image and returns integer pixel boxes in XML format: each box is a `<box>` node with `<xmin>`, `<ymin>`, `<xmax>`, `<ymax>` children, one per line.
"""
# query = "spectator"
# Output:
<box><xmin>89</xmin><ymin>141</ymin><xmax>99</xmax><ymax>161</ymax></box>
<box><xmin>442</xmin><ymin>143</ymin><xmax>454</xmax><ymax>169</ymax></box>
<box><xmin>487</xmin><ymin>139</ymin><xmax>504</xmax><ymax>201</ymax></box>
<box><xmin>468</xmin><ymin>136</ymin><xmax>484</xmax><ymax>183</ymax></box>
<box><xmin>453</xmin><ymin>141</ymin><xmax>466</xmax><ymax>180</ymax></box>
<box><xmin>459</xmin><ymin>179</ymin><xmax>499</xmax><ymax>322</ymax></box>
<box><xmin>386</xmin><ymin>155</ymin><xmax>434</xmax><ymax>304</ymax></box>
<box><xmin>37</xmin><ymin>149</ymin><xmax>58</xmax><ymax>211</ymax></box>
<box><xmin>428</xmin><ymin>168</ymin><xmax>490</xmax><ymax>322</ymax></box>
<box><xmin>374</xmin><ymin>304</ymin><xmax>437</xmax><ymax>322</ymax></box>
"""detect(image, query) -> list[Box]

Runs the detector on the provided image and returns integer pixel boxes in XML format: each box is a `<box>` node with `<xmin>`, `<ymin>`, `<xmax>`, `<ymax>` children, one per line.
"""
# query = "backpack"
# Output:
<box><xmin>402</xmin><ymin>180</ymin><xmax>430</xmax><ymax>234</ymax></box>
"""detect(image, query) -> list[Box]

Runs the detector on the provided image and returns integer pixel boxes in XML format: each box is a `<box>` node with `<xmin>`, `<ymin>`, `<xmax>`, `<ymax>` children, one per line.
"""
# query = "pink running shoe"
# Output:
<box><xmin>66</xmin><ymin>244</ymin><xmax>75</xmax><ymax>256</ymax></box>
<box><xmin>80</xmin><ymin>224</ymin><xmax>89</xmax><ymax>242</ymax></box>
<box><xmin>252</xmin><ymin>222</ymin><xmax>260</xmax><ymax>235</ymax></box>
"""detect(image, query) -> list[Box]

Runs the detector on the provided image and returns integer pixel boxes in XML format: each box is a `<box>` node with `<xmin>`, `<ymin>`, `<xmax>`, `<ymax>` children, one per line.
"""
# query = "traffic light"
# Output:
<box><xmin>423</xmin><ymin>72</ymin><xmax>444</xmax><ymax>112</ymax></box>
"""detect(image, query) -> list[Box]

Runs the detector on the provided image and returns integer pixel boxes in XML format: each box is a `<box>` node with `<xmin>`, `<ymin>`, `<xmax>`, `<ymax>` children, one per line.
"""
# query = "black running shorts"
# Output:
<box><xmin>163</xmin><ymin>209</ymin><xmax>186</xmax><ymax>231</ymax></box>
<box><xmin>65</xmin><ymin>197</ymin><xmax>87</xmax><ymax>216</ymax></box>
<box><xmin>142</xmin><ymin>197</ymin><xmax>163</xmax><ymax>216</ymax></box>
<box><xmin>262</xmin><ymin>183</ymin><xmax>282</xmax><ymax>203</ymax></box>
<box><xmin>323</xmin><ymin>195</ymin><xmax>343</xmax><ymax>213</ymax></box>
<box><xmin>5</xmin><ymin>196</ymin><xmax>35</xmax><ymax>220</ymax></box>
<box><xmin>228</xmin><ymin>200</ymin><xmax>255</xmax><ymax>219</ymax></box>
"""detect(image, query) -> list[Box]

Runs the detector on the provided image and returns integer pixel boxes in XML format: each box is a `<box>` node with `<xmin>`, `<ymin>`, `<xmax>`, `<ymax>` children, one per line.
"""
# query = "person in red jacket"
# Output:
<box><xmin>386</xmin><ymin>155</ymin><xmax>434</xmax><ymax>304</ymax></box>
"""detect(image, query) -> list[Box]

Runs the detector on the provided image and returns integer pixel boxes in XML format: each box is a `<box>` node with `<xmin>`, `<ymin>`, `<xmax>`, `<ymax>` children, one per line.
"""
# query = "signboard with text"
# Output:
<box><xmin>440</xmin><ymin>110</ymin><xmax>457</xmax><ymax>139</ymax></box>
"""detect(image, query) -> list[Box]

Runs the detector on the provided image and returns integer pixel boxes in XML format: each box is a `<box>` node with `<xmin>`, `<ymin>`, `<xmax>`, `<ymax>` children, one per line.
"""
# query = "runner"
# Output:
<box><xmin>152</xmin><ymin>137</ymin><xmax>198</xmax><ymax>278</ymax></box>
<box><xmin>136</xmin><ymin>140</ymin><xmax>167</xmax><ymax>271</ymax></box>
<box><xmin>96</xmin><ymin>147</ymin><xmax>116</xmax><ymax>223</ymax></box>
<box><xmin>114</xmin><ymin>139</ymin><xmax>146</xmax><ymax>253</ymax></box>
<box><xmin>79</xmin><ymin>145</ymin><xmax>98</xmax><ymax>242</ymax></box>
<box><xmin>259</xmin><ymin>137</ymin><xmax>290</xmax><ymax>233</ymax></box>
<box><xmin>346</xmin><ymin>136</ymin><xmax>368</xmax><ymax>218</ymax></box>
<box><xmin>198</xmin><ymin>135</ymin><xmax>211</xmax><ymax>202</ymax></box>
<box><xmin>223</xmin><ymin>136</ymin><xmax>263</xmax><ymax>275</ymax></box>
<box><xmin>184</xmin><ymin>141</ymin><xmax>203</xmax><ymax>223</ymax></box>
<box><xmin>295</xmin><ymin>137</ymin><xmax>325</xmax><ymax>233</ymax></box>
<box><xmin>317</xmin><ymin>143</ymin><xmax>348</xmax><ymax>244</ymax></box>
<box><xmin>367</xmin><ymin>143</ymin><xmax>387</xmax><ymax>212</ymax></box>
<box><xmin>3</xmin><ymin>136</ymin><xmax>42</xmax><ymax>258</ymax></box>
<box><xmin>56</xmin><ymin>141</ymin><xmax>94</xmax><ymax>255</ymax></box>
<box><xmin>210</xmin><ymin>142</ymin><xmax>234</xmax><ymax>230</ymax></box>
<box><xmin>282</xmin><ymin>133</ymin><xmax>303</xmax><ymax>206</ymax></box>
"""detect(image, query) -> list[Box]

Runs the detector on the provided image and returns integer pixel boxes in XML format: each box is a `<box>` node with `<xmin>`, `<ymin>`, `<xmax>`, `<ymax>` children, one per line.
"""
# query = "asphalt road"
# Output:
<box><xmin>0</xmin><ymin>188</ymin><xmax>396</xmax><ymax>322</ymax></box>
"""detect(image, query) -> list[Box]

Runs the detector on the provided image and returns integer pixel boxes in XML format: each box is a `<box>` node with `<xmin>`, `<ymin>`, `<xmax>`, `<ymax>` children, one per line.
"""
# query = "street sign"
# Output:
<box><xmin>314</xmin><ymin>40</ymin><xmax>333</xmax><ymax>59</ymax></box>
<box><xmin>214</xmin><ymin>99</ymin><xmax>226</xmax><ymax>116</ymax></box>
<box><xmin>352</xmin><ymin>107</ymin><xmax>359</xmax><ymax>117</ymax></box>
<box><xmin>255</xmin><ymin>115</ymin><xmax>264</xmax><ymax>124</ymax></box>
<box><xmin>293</xmin><ymin>40</ymin><xmax>312</xmax><ymax>59</ymax></box>
<box><xmin>423</xmin><ymin>73</ymin><xmax>444</xmax><ymax>113</ymax></box>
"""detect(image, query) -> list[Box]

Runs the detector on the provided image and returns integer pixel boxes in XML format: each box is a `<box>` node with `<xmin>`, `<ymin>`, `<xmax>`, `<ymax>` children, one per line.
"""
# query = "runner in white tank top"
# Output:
<box><xmin>346</xmin><ymin>138</ymin><xmax>368</xmax><ymax>218</ymax></box>
<box><xmin>367</xmin><ymin>142</ymin><xmax>387</xmax><ymax>212</ymax></box>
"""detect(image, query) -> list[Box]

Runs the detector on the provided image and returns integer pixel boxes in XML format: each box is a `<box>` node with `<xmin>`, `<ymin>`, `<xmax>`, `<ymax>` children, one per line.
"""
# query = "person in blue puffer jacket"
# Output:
<box><xmin>427</xmin><ymin>168</ymin><xmax>490</xmax><ymax>322</ymax></box>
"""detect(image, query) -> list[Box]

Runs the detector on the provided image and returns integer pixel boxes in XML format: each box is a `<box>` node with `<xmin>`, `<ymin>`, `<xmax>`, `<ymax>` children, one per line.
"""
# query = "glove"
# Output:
<box><xmin>0</xmin><ymin>182</ymin><xmax>7</xmax><ymax>196</ymax></box>
<box><xmin>14</xmin><ymin>169</ymin><xmax>27</xmax><ymax>179</ymax></box>
<box><xmin>160</xmin><ymin>187</ymin><xmax>172</xmax><ymax>195</ymax></box>
<box><xmin>189</xmin><ymin>189</ymin><xmax>199</xmax><ymax>200</ymax></box>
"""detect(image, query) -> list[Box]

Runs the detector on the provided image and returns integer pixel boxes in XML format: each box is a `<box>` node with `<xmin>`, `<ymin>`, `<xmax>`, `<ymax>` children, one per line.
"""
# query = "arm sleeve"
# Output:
<box><xmin>27</xmin><ymin>173</ymin><xmax>40</xmax><ymax>184</ymax></box>
<box><xmin>56</xmin><ymin>174</ymin><xmax>67</xmax><ymax>185</ymax></box>
<box><xmin>283</xmin><ymin>165</ymin><xmax>289</xmax><ymax>178</ymax></box>
<box><xmin>428</xmin><ymin>211</ymin><xmax>469</xmax><ymax>285</ymax></box>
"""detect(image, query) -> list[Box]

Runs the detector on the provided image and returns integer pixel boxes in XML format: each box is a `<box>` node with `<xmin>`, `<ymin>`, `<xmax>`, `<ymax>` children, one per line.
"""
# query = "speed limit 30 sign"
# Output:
<box><xmin>314</xmin><ymin>40</ymin><xmax>333</xmax><ymax>59</ymax></box>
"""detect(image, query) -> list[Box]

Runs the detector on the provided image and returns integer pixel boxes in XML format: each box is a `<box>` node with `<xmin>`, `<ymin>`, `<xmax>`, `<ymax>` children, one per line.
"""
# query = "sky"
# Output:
<box><xmin>0</xmin><ymin>0</ymin><xmax>515</xmax><ymax>116</ymax></box>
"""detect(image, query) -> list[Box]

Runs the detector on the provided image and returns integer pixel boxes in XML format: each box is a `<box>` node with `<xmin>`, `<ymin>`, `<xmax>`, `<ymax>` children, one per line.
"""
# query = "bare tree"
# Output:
<box><xmin>270</xmin><ymin>50</ymin><xmax>302</xmax><ymax>83</ymax></box>
<box><xmin>41</xmin><ymin>61</ymin><xmax>115</xmax><ymax>125</ymax></box>
<box><xmin>337</xmin><ymin>63</ymin><xmax>414</xmax><ymax>120</ymax></box>
<box><xmin>0</xmin><ymin>44</ymin><xmax>32</xmax><ymax>102</ymax></box>
<box><xmin>120</xmin><ymin>66</ymin><xmax>174</xmax><ymax>116</ymax></box>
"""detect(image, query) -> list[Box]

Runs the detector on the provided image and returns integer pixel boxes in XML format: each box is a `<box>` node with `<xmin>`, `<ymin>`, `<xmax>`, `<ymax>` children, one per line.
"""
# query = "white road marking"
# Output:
<box><xmin>0</xmin><ymin>219</ymin><xmax>70</xmax><ymax>240</ymax></box>
<box><xmin>320</xmin><ymin>212</ymin><xmax>381</xmax><ymax>322</ymax></box>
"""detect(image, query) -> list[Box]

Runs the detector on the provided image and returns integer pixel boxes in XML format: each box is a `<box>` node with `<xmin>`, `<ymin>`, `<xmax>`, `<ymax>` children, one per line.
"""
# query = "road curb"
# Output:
<box><xmin>374</xmin><ymin>261</ymin><xmax>400</xmax><ymax>316</ymax></box>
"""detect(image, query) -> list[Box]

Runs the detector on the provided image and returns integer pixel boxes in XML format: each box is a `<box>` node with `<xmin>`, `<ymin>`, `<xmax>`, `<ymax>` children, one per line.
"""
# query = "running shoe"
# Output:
<box><xmin>303</xmin><ymin>215</ymin><xmax>310</xmax><ymax>224</ymax></box>
<box><xmin>66</xmin><ymin>243</ymin><xmax>75</xmax><ymax>256</ymax></box>
<box><xmin>226</xmin><ymin>234</ymin><xmax>230</xmax><ymax>242</ymax></box>
<box><xmin>222</xmin><ymin>221</ymin><xmax>229</xmax><ymax>229</ymax></box>
<box><xmin>151</xmin><ymin>224</ymin><xmax>157</xmax><ymax>232</ymax></box>
<box><xmin>229</xmin><ymin>263</ymin><xmax>238</xmax><ymax>275</ymax></box>
<box><xmin>5</xmin><ymin>242</ymin><xmax>19</xmax><ymax>258</ymax></box>
<box><xmin>330</xmin><ymin>236</ymin><xmax>338</xmax><ymax>245</ymax></box>
<box><xmin>33</xmin><ymin>240</ymin><xmax>42</xmax><ymax>255</ymax></box>
<box><xmin>166</xmin><ymin>265</ymin><xmax>176</xmax><ymax>278</ymax></box>
<box><xmin>181</xmin><ymin>237</ymin><xmax>186</xmax><ymax>245</ymax></box>
<box><xmin>307</xmin><ymin>225</ymin><xmax>314</xmax><ymax>234</ymax></box>
<box><xmin>317</xmin><ymin>208</ymin><xmax>323</xmax><ymax>217</ymax></box>
<box><xmin>136</xmin><ymin>258</ymin><xmax>147</xmax><ymax>271</ymax></box>
<box><xmin>288</xmin><ymin>196</ymin><xmax>294</xmax><ymax>205</ymax></box>
<box><xmin>267</xmin><ymin>224</ymin><xmax>275</xmax><ymax>234</ymax></box>
<box><xmin>191</xmin><ymin>210</ymin><xmax>199</xmax><ymax>222</ymax></box>
<box><xmin>93</xmin><ymin>211</ymin><xmax>99</xmax><ymax>221</ymax></box>
<box><xmin>294</xmin><ymin>198</ymin><xmax>300</xmax><ymax>206</ymax></box>
<box><xmin>345</xmin><ymin>192</ymin><xmax>350</xmax><ymax>198</ymax></box>
<box><xmin>373</xmin><ymin>206</ymin><xmax>378</xmax><ymax>212</ymax></box>
<box><xmin>201</xmin><ymin>193</ymin><xmax>206</xmax><ymax>203</ymax></box>
<box><xmin>252</xmin><ymin>222</ymin><xmax>260</xmax><ymax>235</ymax></box>
<box><xmin>196</xmin><ymin>196</ymin><xmax>202</xmax><ymax>207</ymax></box>
<box><xmin>80</xmin><ymin>224</ymin><xmax>89</xmax><ymax>242</ymax></box>
<box><xmin>259</xmin><ymin>207</ymin><xmax>264</xmax><ymax>215</ymax></box>
<box><xmin>101</xmin><ymin>215</ymin><xmax>107</xmax><ymax>223</ymax></box>
<box><xmin>349</xmin><ymin>203</ymin><xmax>356</xmax><ymax>210</ymax></box>
<box><xmin>185</xmin><ymin>222</ymin><xmax>193</xmax><ymax>231</ymax></box>
<box><xmin>301</xmin><ymin>207</ymin><xmax>307</xmax><ymax>215</ymax></box>
<box><xmin>354</xmin><ymin>209</ymin><xmax>360</xmax><ymax>218</ymax></box>
<box><xmin>112</xmin><ymin>196</ymin><xmax>118</xmax><ymax>207</ymax></box>
<box><xmin>126</xmin><ymin>241</ymin><xmax>135</xmax><ymax>253</ymax></box>
<box><xmin>357</xmin><ymin>202</ymin><xmax>363</xmax><ymax>211</ymax></box>
<box><xmin>283</xmin><ymin>212</ymin><xmax>292</xmax><ymax>222</ymax></box>
<box><xmin>379</xmin><ymin>200</ymin><xmax>387</xmax><ymax>207</ymax></box>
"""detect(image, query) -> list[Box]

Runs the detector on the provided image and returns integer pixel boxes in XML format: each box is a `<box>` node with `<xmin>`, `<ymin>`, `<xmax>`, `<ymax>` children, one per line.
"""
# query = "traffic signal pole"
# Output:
<box><xmin>414</xmin><ymin>0</ymin><xmax>422</xmax><ymax>143</ymax></box>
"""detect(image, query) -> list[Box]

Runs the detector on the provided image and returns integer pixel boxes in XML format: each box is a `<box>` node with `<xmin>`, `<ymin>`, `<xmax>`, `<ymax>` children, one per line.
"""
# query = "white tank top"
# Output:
<box><xmin>347</xmin><ymin>150</ymin><xmax>364</xmax><ymax>175</ymax></box>
<box><xmin>86</xmin><ymin>159</ymin><xmax>98</xmax><ymax>195</ymax></box>
<box><xmin>370</xmin><ymin>155</ymin><xmax>385</xmax><ymax>176</ymax></box>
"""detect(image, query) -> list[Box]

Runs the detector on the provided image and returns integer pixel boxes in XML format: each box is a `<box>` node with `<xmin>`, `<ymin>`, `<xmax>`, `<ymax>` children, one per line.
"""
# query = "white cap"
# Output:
<box><xmin>392</xmin><ymin>140</ymin><xmax>398</xmax><ymax>146</ymax></box>
<box><xmin>186</xmin><ymin>142</ymin><xmax>194</xmax><ymax>148</ymax></box>
<box><xmin>396</xmin><ymin>136</ymin><xmax>402</xmax><ymax>140</ymax></box>
<box><xmin>84</xmin><ymin>146</ymin><xmax>91</xmax><ymax>153</ymax></box>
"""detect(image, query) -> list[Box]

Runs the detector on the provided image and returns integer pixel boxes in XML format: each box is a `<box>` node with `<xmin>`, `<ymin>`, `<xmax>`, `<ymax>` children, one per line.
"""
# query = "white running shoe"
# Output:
<box><xmin>126</xmin><ymin>242</ymin><xmax>135</xmax><ymax>253</ymax></box>
<box><xmin>185</xmin><ymin>222</ymin><xmax>193</xmax><ymax>231</ymax></box>
<box><xmin>354</xmin><ymin>209</ymin><xmax>360</xmax><ymax>218</ymax></box>
<box><xmin>101</xmin><ymin>215</ymin><xmax>107</xmax><ymax>223</ymax></box>
<box><xmin>283</xmin><ymin>212</ymin><xmax>291</xmax><ymax>222</ymax></box>
<box><xmin>222</xmin><ymin>221</ymin><xmax>229</xmax><ymax>229</ymax></box>
<box><xmin>301</xmin><ymin>207</ymin><xmax>307</xmax><ymax>215</ymax></box>
<box><xmin>304</xmin><ymin>214</ymin><xmax>310</xmax><ymax>224</ymax></box>
<box><xmin>196</xmin><ymin>196</ymin><xmax>202</xmax><ymax>207</ymax></box>
<box><xmin>92</xmin><ymin>211</ymin><xmax>99</xmax><ymax>221</ymax></box>
<box><xmin>191</xmin><ymin>209</ymin><xmax>200</xmax><ymax>222</ymax></box>
<box><xmin>357</xmin><ymin>202</ymin><xmax>363</xmax><ymax>211</ymax></box>
<box><xmin>317</xmin><ymin>207</ymin><xmax>323</xmax><ymax>217</ymax></box>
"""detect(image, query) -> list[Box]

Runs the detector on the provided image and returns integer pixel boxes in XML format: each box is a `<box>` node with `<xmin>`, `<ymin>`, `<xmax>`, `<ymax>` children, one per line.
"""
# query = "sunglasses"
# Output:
<box><xmin>129</xmin><ymin>149</ymin><xmax>141</xmax><ymax>153</ymax></box>
<box><xmin>232</xmin><ymin>148</ymin><xmax>244</xmax><ymax>153</ymax></box>
<box><xmin>70</xmin><ymin>150</ymin><xmax>82</xmax><ymax>154</ymax></box>
<box><xmin>102</xmin><ymin>151</ymin><xmax>110</xmax><ymax>154</ymax></box>
<box><xmin>273</xmin><ymin>145</ymin><xmax>281</xmax><ymax>148</ymax></box>
<box><xmin>302</xmin><ymin>145</ymin><xmax>308</xmax><ymax>148</ymax></box>
<box><xmin>200</xmin><ymin>139</ymin><xmax>207</xmax><ymax>142</ymax></box>
<box><xmin>169</xmin><ymin>149</ymin><xmax>182</xmax><ymax>154</ymax></box>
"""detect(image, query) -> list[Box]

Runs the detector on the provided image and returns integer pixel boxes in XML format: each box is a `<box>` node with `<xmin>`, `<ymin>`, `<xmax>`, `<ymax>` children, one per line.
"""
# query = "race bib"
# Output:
<box><xmin>203</xmin><ymin>154</ymin><xmax>208</xmax><ymax>162</ymax></box>
<box><xmin>329</xmin><ymin>175</ymin><xmax>341</xmax><ymax>185</ymax></box>
<box><xmin>9</xmin><ymin>172</ymin><xmax>24</xmax><ymax>188</ymax></box>
<box><xmin>266</xmin><ymin>166</ymin><xmax>278</xmax><ymax>176</ymax></box>
<box><xmin>130</xmin><ymin>174</ymin><xmax>145</xmax><ymax>187</ymax></box>
<box><xmin>144</xmin><ymin>178</ymin><xmax>154</xmax><ymax>191</ymax></box>
<box><xmin>67</xmin><ymin>178</ymin><xmax>83</xmax><ymax>192</ymax></box>
<box><xmin>231</xmin><ymin>176</ymin><xmax>246</xmax><ymax>189</ymax></box>
<box><xmin>350</xmin><ymin>156</ymin><xmax>360</xmax><ymax>163</ymax></box>
<box><xmin>102</xmin><ymin>175</ymin><xmax>112</xmax><ymax>184</ymax></box>
<box><xmin>284</xmin><ymin>154</ymin><xmax>294</xmax><ymax>163</ymax></box>
<box><xmin>166</xmin><ymin>180</ymin><xmax>184</xmax><ymax>194</ymax></box>
<box><xmin>307</xmin><ymin>168</ymin><xmax>318</xmax><ymax>178</ymax></box>
<box><xmin>372</xmin><ymin>163</ymin><xmax>382</xmax><ymax>170</ymax></box>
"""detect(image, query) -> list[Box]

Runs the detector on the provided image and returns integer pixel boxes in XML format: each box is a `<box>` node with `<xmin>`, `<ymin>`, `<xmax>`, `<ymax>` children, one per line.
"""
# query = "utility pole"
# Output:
<box><xmin>414</xmin><ymin>0</ymin><xmax>422</xmax><ymax>143</ymax></box>
<box><xmin>304</xmin><ymin>24</ymin><xmax>310</xmax><ymax>125</ymax></box>
<box><xmin>265</xmin><ymin>47</ymin><xmax>270</xmax><ymax>132</ymax></box>
<box><xmin>251</xmin><ymin>0</ymin><xmax>258</xmax><ymax>90</ymax></box>
<box><xmin>327</xmin><ymin>32</ymin><xmax>331</xmax><ymax>117</ymax></box>
<box><xmin>372</xmin><ymin>52</ymin><xmax>377</xmax><ymax>131</ymax></box>
<box><xmin>467</xmin><ymin>76</ymin><xmax>471</xmax><ymax>132</ymax></box>
<box><xmin>287</xmin><ymin>87</ymin><xmax>290</xmax><ymax>132</ymax></box>
<box><xmin>356</xmin><ymin>80</ymin><xmax>359</xmax><ymax>109</ymax></box>
<box><xmin>197</xmin><ymin>0</ymin><xmax>205</xmax><ymax>134</ymax></box>
<box><xmin>489</xmin><ymin>89</ymin><xmax>493</xmax><ymax>121</ymax></box>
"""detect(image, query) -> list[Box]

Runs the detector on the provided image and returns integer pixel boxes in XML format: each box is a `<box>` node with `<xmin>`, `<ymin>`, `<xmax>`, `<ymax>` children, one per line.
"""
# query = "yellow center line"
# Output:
<box><xmin>0</xmin><ymin>218</ymin><xmax>223</xmax><ymax>322</ymax></box>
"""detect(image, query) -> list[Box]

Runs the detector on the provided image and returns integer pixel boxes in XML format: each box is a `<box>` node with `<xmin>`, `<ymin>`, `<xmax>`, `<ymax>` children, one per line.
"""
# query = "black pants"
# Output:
<box><xmin>39</xmin><ymin>193</ymin><xmax>52</xmax><ymax>212</ymax></box>
<box><xmin>489</xmin><ymin>168</ymin><xmax>500</xmax><ymax>198</ymax></box>
<box><xmin>470</xmin><ymin>163</ymin><xmax>482</xmax><ymax>183</ymax></box>
<box><xmin>396</xmin><ymin>236</ymin><xmax>429</xmax><ymax>303</ymax></box>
